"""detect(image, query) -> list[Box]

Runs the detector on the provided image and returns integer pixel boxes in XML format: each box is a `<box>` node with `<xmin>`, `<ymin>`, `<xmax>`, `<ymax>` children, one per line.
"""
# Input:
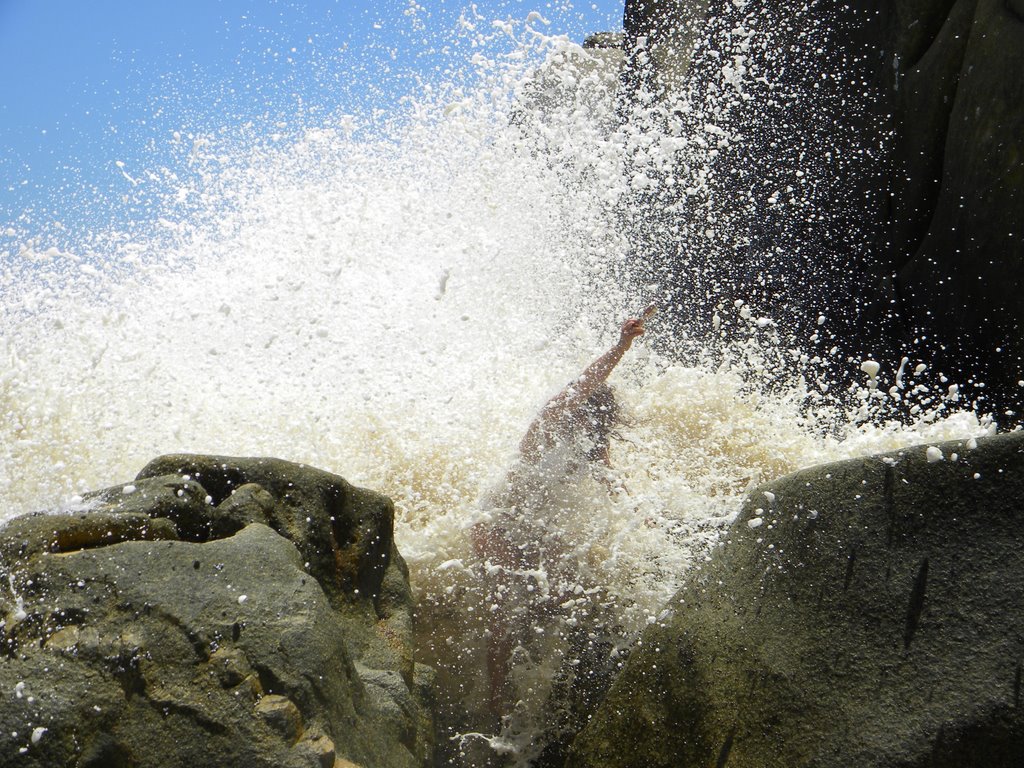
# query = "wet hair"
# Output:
<box><xmin>579</xmin><ymin>383</ymin><xmax>619</xmax><ymax>462</ymax></box>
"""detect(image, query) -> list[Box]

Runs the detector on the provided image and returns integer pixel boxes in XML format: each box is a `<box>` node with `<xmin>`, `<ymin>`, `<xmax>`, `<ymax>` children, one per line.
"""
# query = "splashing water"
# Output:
<box><xmin>0</xmin><ymin>7</ymin><xmax>995</xmax><ymax>767</ymax></box>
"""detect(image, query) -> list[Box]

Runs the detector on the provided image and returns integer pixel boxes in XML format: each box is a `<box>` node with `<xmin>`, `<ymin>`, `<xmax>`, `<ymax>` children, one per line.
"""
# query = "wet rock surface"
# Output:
<box><xmin>567</xmin><ymin>430</ymin><xmax>1024</xmax><ymax>768</ymax></box>
<box><xmin>883</xmin><ymin>0</ymin><xmax>1024</xmax><ymax>414</ymax></box>
<box><xmin>618</xmin><ymin>0</ymin><xmax>1024</xmax><ymax>414</ymax></box>
<box><xmin>0</xmin><ymin>455</ymin><xmax>432</xmax><ymax>768</ymax></box>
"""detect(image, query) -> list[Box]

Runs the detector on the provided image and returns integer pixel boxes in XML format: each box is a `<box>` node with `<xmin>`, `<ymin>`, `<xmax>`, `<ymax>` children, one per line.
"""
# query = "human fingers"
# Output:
<box><xmin>622</xmin><ymin>318</ymin><xmax>645</xmax><ymax>336</ymax></box>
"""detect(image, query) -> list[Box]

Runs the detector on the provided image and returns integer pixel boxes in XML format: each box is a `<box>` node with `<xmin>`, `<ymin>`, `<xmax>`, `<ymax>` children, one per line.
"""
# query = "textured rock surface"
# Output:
<box><xmin>0</xmin><ymin>455</ymin><xmax>432</xmax><ymax>768</ymax></box>
<box><xmin>567</xmin><ymin>430</ymin><xmax>1024</xmax><ymax>767</ymax></box>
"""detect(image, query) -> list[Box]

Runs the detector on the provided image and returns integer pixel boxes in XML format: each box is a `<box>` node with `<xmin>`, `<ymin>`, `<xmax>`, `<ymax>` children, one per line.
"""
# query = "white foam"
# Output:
<box><xmin>860</xmin><ymin>359</ymin><xmax>880</xmax><ymax>379</ymax></box>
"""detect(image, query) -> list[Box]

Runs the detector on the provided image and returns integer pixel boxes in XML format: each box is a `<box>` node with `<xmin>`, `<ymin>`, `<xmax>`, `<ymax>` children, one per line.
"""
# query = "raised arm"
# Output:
<box><xmin>549</xmin><ymin>315</ymin><xmax>646</xmax><ymax>411</ymax></box>
<box><xmin>518</xmin><ymin>305</ymin><xmax>654</xmax><ymax>461</ymax></box>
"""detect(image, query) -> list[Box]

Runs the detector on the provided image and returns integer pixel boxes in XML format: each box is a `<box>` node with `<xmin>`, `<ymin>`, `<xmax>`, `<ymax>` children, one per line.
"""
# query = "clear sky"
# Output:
<box><xmin>0</xmin><ymin>0</ymin><xmax>624</xmax><ymax>235</ymax></box>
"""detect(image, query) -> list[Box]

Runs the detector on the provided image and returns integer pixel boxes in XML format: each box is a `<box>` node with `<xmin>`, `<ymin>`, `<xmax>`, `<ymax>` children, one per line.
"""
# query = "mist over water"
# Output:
<box><xmin>0</xmin><ymin>6</ymin><xmax>996</xmax><ymax>765</ymax></box>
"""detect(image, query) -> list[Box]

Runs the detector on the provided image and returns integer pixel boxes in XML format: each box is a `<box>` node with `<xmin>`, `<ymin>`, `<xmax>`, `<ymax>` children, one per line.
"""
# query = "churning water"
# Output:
<box><xmin>0</xmin><ymin>6</ymin><xmax>995</xmax><ymax>766</ymax></box>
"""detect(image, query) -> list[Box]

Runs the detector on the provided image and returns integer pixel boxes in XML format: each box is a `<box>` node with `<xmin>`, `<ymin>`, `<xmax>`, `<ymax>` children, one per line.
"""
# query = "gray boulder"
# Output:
<box><xmin>567</xmin><ymin>430</ymin><xmax>1024</xmax><ymax>767</ymax></box>
<box><xmin>0</xmin><ymin>455</ymin><xmax>432</xmax><ymax>768</ymax></box>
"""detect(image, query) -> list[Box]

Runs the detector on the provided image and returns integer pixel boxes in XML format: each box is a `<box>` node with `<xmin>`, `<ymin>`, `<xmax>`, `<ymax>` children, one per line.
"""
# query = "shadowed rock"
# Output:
<box><xmin>617</xmin><ymin>0</ymin><xmax>1024</xmax><ymax>414</ymax></box>
<box><xmin>567</xmin><ymin>430</ymin><xmax>1024</xmax><ymax>767</ymax></box>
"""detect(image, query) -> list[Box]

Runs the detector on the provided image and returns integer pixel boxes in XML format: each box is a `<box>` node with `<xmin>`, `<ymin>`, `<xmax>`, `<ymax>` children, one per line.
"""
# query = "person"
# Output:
<box><xmin>471</xmin><ymin>305</ymin><xmax>653</xmax><ymax>724</ymax></box>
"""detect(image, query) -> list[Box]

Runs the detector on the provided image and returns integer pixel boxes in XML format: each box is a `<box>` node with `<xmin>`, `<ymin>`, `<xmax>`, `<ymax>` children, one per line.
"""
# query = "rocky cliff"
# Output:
<box><xmin>617</xmin><ymin>0</ymin><xmax>1023</xmax><ymax>416</ymax></box>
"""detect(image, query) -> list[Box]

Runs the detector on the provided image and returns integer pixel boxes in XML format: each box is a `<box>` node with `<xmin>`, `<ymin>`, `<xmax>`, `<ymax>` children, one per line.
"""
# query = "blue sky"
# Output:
<box><xmin>0</xmin><ymin>0</ymin><xmax>624</xmax><ymax>236</ymax></box>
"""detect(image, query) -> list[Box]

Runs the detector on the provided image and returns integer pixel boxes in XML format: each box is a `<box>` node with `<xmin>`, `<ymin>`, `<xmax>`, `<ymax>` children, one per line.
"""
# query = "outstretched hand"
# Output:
<box><xmin>619</xmin><ymin>303</ymin><xmax>656</xmax><ymax>346</ymax></box>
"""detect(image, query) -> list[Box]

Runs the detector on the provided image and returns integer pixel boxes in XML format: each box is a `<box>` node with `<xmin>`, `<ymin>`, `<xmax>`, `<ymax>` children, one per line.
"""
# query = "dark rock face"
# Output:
<box><xmin>618</xmin><ymin>0</ymin><xmax>1024</xmax><ymax>414</ymax></box>
<box><xmin>886</xmin><ymin>0</ymin><xmax>1024</xmax><ymax>415</ymax></box>
<box><xmin>566</xmin><ymin>430</ymin><xmax>1024</xmax><ymax>768</ymax></box>
<box><xmin>0</xmin><ymin>455</ymin><xmax>432</xmax><ymax>768</ymax></box>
